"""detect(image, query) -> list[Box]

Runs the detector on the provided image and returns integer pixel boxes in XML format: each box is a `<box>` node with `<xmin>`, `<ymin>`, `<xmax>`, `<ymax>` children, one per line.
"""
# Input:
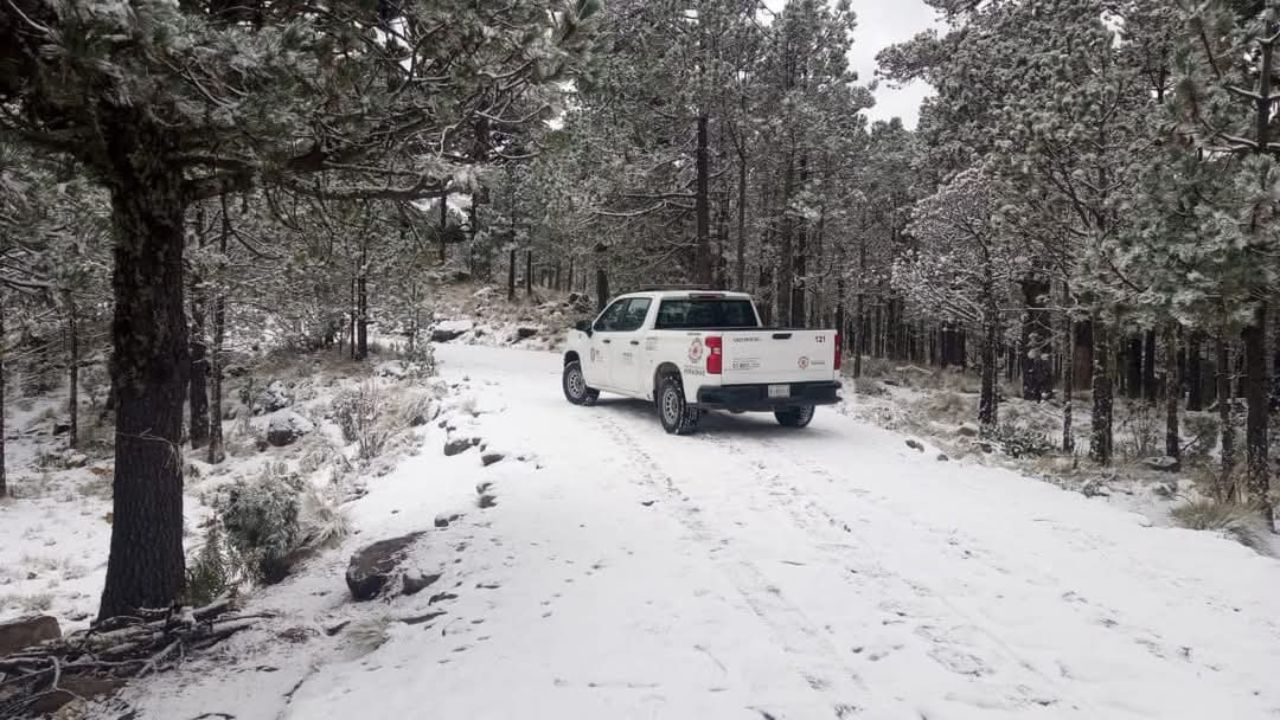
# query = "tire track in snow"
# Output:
<box><xmin>594</xmin><ymin>413</ymin><xmax>870</xmax><ymax>717</ymax></box>
<box><xmin>717</xmin><ymin>432</ymin><xmax>1128</xmax><ymax>716</ymax></box>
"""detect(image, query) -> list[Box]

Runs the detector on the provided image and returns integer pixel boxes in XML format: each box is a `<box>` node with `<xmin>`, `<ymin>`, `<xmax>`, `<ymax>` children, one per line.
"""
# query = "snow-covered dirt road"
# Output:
<box><xmin>120</xmin><ymin>344</ymin><xmax>1280</xmax><ymax>720</ymax></box>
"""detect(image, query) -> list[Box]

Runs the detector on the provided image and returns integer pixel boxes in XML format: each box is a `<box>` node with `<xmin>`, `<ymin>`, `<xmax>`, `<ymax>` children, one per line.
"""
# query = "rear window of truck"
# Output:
<box><xmin>654</xmin><ymin>298</ymin><xmax>759</xmax><ymax>329</ymax></box>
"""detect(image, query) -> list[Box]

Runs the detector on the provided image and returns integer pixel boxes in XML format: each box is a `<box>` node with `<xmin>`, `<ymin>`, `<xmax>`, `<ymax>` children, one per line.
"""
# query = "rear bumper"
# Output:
<box><xmin>695</xmin><ymin>381</ymin><xmax>842</xmax><ymax>411</ymax></box>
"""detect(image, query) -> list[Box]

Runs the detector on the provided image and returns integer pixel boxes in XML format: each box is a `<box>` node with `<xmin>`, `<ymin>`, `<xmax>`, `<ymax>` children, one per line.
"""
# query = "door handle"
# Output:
<box><xmin>602</xmin><ymin>339</ymin><xmax>612</xmax><ymax>344</ymax></box>
<box><xmin>630</xmin><ymin>340</ymin><xmax>640</xmax><ymax>346</ymax></box>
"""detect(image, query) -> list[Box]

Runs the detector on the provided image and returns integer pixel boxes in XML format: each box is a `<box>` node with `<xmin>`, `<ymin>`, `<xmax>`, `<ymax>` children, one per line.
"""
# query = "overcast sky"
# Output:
<box><xmin>848</xmin><ymin>0</ymin><xmax>940</xmax><ymax>128</ymax></box>
<box><xmin>762</xmin><ymin>0</ymin><xmax>941</xmax><ymax>129</ymax></box>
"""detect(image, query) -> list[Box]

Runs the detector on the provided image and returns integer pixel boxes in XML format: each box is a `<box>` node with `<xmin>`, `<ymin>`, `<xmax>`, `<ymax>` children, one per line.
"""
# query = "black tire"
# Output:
<box><xmin>775</xmin><ymin>405</ymin><xmax>816</xmax><ymax>428</ymax></box>
<box><xmin>657</xmin><ymin>375</ymin><xmax>700</xmax><ymax>435</ymax></box>
<box><xmin>563</xmin><ymin>361</ymin><xmax>599</xmax><ymax>406</ymax></box>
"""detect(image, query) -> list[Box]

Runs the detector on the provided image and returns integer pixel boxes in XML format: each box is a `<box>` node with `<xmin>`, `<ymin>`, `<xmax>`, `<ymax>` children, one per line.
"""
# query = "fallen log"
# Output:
<box><xmin>0</xmin><ymin>597</ymin><xmax>268</xmax><ymax>718</ymax></box>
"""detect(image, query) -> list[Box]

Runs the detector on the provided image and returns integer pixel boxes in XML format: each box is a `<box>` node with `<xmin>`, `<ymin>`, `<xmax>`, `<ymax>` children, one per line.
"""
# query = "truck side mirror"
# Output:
<box><xmin>574</xmin><ymin>320</ymin><xmax>594</xmax><ymax>337</ymax></box>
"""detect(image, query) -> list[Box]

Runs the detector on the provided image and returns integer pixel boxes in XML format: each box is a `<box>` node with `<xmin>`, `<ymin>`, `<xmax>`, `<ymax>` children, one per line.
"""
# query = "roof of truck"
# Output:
<box><xmin>615</xmin><ymin>289</ymin><xmax>753</xmax><ymax>301</ymax></box>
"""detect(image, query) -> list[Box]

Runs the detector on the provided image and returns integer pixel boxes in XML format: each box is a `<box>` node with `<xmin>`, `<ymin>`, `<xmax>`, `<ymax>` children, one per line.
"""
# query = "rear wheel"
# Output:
<box><xmin>775</xmin><ymin>405</ymin><xmax>815</xmax><ymax>428</ymax></box>
<box><xmin>658</xmin><ymin>376</ymin><xmax>700</xmax><ymax>435</ymax></box>
<box><xmin>563</xmin><ymin>361</ymin><xmax>599</xmax><ymax>406</ymax></box>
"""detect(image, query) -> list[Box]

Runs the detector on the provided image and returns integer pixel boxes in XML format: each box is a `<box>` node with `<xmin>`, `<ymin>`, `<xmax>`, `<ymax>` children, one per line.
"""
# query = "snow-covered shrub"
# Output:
<box><xmin>1170</xmin><ymin>499</ymin><xmax>1262</xmax><ymax>550</ymax></box>
<box><xmin>853</xmin><ymin>377</ymin><xmax>888</xmax><ymax>397</ymax></box>
<box><xmin>982</xmin><ymin>423</ymin><xmax>1054</xmax><ymax>459</ymax></box>
<box><xmin>299</xmin><ymin>484</ymin><xmax>350</xmax><ymax>550</ymax></box>
<box><xmin>1118</xmin><ymin>402</ymin><xmax>1160</xmax><ymax>460</ymax></box>
<box><xmin>1182</xmin><ymin>413</ymin><xmax>1219</xmax><ymax>461</ymax></box>
<box><xmin>216</xmin><ymin>465</ymin><xmax>304</xmax><ymax>581</ymax></box>
<box><xmin>332</xmin><ymin>382</ymin><xmax>428</xmax><ymax>461</ymax></box>
<box><xmin>914</xmin><ymin>391</ymin><xmax>972</xmax><ymax>425</ymax></box>
<box><xmin>184</xmin><ymin>520</ymin><xmax>241</xmax><ymax>606</ymax></box>
<box><xmin>332</xmin><ymin>383</ymin><xmax>379</xmax><ymax>446</ymax></box>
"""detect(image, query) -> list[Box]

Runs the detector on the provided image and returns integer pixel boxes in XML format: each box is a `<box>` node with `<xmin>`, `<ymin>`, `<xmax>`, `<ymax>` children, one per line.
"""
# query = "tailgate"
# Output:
<box><xmin>720</xmin><ymin>330</ymin><xmax>838</xmax><ymax>384</ymax></box>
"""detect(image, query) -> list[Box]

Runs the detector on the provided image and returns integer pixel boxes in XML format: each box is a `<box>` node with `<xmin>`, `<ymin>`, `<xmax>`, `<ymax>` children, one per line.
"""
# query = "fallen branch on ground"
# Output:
<box><xmin>0</xmin><ymin>597</ymin><xmax>268</xmax><ymax>717</ymax></box>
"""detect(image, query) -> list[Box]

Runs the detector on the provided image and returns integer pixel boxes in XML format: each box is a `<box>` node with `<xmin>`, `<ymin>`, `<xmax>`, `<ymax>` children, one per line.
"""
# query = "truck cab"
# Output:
<box><xmin>562</xmin><ymin>290</ymin><xmax>842</xmax><ymax>434</ymax></box>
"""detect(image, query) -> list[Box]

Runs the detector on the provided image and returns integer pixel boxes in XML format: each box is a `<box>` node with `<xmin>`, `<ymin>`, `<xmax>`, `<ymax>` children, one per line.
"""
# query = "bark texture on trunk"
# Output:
<box><xmin>507</xmin><ymin>248</ymin><xmax>516</xmax><ymax>303</ymax></box>
<box><xmin>1020</xmin><ymin>277</ymin><xmax>1052</xmax><ymax>401</ymax></box>
<box><xmin>1063</xmin><ymin>318</ymin><xmax>1076</xmax><ymax>454</ymax></box>
<box><xmin>1165</xmin><ymin>324</ymin><xmax>1181</xmax><ymax>460</ymax></box>
<box><xmin>1187</xmin><ymin>331</ymin><xmax>1204</xmax><ymax>411</ymax></box>
<box><xmin>595</xmin><ymin>268</ymin><xmax>609</xmax><ymax>313</ymax></box>
<box><xmin>0</xmin><ymin>292</ymin><xmax>6</xmax><ymax>497</ymax></box>
<box><xmin>98</xmin><ymin>120</ymin><xmax>190</xmax><ymax>620</ymax></box>
<box><xmin>1243</xmin><ymin>303</ymin><xmax>1269</xmax><ymax>515</ymax></box>
<box><xmin>695</xmin><ymin>115</ymin><xmax>712</xmax><ymax>287</ymax></box>
<box><xmin>1216</xmin><ymin>333</ymin><xmax>1235</xmax><ymax>501</ymax></box>
<box><xmin>66</xmin><ymin>293</ymin><xmax>79</xmax><ymax>450</ymax></box>
<box><xmin>188</xmin><ymin>277</ymin><xmax>210</xmax><ymax>450</ymax></box>
<box><xmin>1090</xmin><ymin>318</ymin><xmax>1114</xmax><ymax>465</ymax></box>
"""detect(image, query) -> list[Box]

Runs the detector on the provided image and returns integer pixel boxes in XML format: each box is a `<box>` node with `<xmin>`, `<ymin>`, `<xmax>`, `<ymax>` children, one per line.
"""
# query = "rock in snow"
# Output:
<box><xmin>266</xmin><ymin>410</ymin><xmax>315</xmax><ymax>447</ymax></box>
<box><xmin>0</xmin><ymin>615</ymin><xmax>60</xmax><ymax>656</ymax></box>
<box><xmin>905</xmin><ymin>439</ymin><xmax>925</xmax><ymax>452</ymax></box>
<box><xmin>444</xmin><ymin>437</ymin><xmax>481</xmax><ymax>456</ymax></box>
<box><xmin>257</xmin><ymin>380</ymin><xmax>292</xmax><ymax>413</ymax></box>
<box><xmin>345</xmin><ymin>533</ymin><xmax>426</xmax><ymax>601</ymax></box>
<box><xmin>1142</xmin><ymin>456</ymin><xmax>1181</xmax><ymax>473</ymax></box>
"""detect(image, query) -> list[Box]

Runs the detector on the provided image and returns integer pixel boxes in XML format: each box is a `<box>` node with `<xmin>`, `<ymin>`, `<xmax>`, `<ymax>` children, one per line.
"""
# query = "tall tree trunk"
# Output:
<box><xmin>1217</xmin><ymin>332</ymin><xmax>1236</xmax><ymax>501</ymax></box>
<box><xmin>188</xmin><ymin>277</ymin><xmax>210</xmax><ymax>450</ymax></box>
<box><xmin>694</xmin><ymin>114</ymin><xmax>712</xmax><ymax>286</ymax></box>
<box><xmin>777</xmin><ymin>154</ymin><xmax>795</xmax><ymax>327</ymax></box>
<box><xmin>735</xmin><ymin>146</ymin><xmax>747</xmax><ymax>291</ymax></box>
<box><xmin>65</xmin><ymin>292</ymin><xmax>79</xmax><ymax>450</ymax></box>
<box><xmin>1165</xmin><ymin>323</ymin><xmax>1181</xmax><ymax>460</ymax></box>
<box><xmin>1187</xmin><ymin>331</ymin><xmax>1204</xmax><ymax>411</ymax></box>
<box><xmin>356</xmin><ymin>243</ymin><xmax>368</xmax><ymax>361</ymax></box>
<box><xmin>98</xmin><ymin>142</ymin><xmax>189</xmax><ymax>620</ymax></box>
<box><xmin>595</xmin><ymin>268</ymin><xmax>609</xmax><ymax>313</ymax></box>
<box><xmin>1126</xmin><ymin>335</ymin><xmax>1143</xmax><ymax>400</ymax></box>
<box><xmin>1063</xmin><ymin>317</ymin><xmax>1076</xmax><ymax>454</ymax></box>
<box><xmin>1021</xmin><ymin>276</ymin><xmax>1052</xmax><ymax>401</ymax></box>
<box><xmin>525</xmin><ymin>250</ymin><xmax>533</xmax><ymax>297</ymax></box>
<box><xmin>1142</xmin><ymin>329</ymin><xmax>1157</xmax><ymax>402</ymax></box>
<box><xmin>207</xmin><ymin>193</ymin><xmax>229</xmax><ymax>466</ymax></box>
<box><xmin>348</xmin><ymin>277</ymin><xmax>356</xmax><ymax>360</ymax></box>
<box><xmin>567</xmin><ymin>258</ymin><xmax>574</xmax><ymax>295</ymax></box>
<box><xmin>979</xmin><ymin>314</ymin><xmax>999</xmax><ymax>427</ymax></box>
<box><xmin>1074</xmin><ymin>321</ymin><xmax>1093</xmax><ymax>389</ymax></box>
<box><xmin>1090</xmin><ymin>317</ymin><xmax>1114</xmax><ymax>465</ymax></box>
<box><xmin>507</xmin><ymin>249</ymin><xmax>517</xmax><ymax>303</ymax></box>
<box><xmin>1243</xmin><ymin>304</ymin><xmax>1269</xmax><ymax>514</ymax></box>
<box><xmin>0</xmin><ymin>291</ymin><xmax>6</xmax><ymax>498</ymax></box>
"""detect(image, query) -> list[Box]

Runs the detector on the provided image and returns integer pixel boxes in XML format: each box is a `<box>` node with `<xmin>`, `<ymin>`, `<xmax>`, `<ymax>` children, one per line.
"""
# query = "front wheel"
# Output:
<box><xmin>658</xmin><ymin>376</ymin><xmax>700</xmax><ymax>435</ymax></box>
<box><xmin>775</xmin><ymin>405</ymin><xmax>815</xmax><ymax>428</ymax></box>
<box><xmin>563</xmin><ymin>361</ymin><xmax>599</xmax><ymax>406</ymax></box>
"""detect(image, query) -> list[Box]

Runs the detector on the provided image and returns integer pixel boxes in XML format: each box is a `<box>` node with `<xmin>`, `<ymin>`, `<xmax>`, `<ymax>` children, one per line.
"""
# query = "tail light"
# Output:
<box><xmin>706</xmin><ymin>336</ymin><xmax>723</xmax><ymax>375</ymax></box>
<box><xmin>834</xmin><ymin>333</ymin><xmax>842</xmax><ymax>371</ymax></box>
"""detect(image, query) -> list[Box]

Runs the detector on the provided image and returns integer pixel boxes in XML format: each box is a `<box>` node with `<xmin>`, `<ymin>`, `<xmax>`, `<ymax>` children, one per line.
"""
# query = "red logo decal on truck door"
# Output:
<box><xmin>688</xmin><ymin>338</ymin><xmax>704</xmax><ymax>363</ymax></box>
<box><xmin>798</xmin><ymin>356</ymin><xmax>810</xmax><ymax>369</ymax></box>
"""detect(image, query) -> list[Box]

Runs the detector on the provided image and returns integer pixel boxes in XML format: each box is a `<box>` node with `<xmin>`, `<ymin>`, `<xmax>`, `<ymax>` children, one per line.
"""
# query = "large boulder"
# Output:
<box><xmin>266</xmin><ymin>411</ymin><xmax>315</xmax><ymax>447</ymax></box>
<box><xmin>345</xmin><ymin>533</ymin><xmax>426</xmax><ymax>601</ymax></box>
<box><xmin>0</xmin><ymin>615</ymin><xmax>60</xmax><ymax>657</ymax></box>
<box><xmin>257</xmin><ymin>380</ymin><xmax>292</xmax><ymax>413</ymax></box>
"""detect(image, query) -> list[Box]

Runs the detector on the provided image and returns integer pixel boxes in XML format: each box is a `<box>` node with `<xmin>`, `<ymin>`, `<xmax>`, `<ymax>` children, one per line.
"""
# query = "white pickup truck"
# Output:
<box><xmin>562</xmin><ymin>290</ymin><xmax>843</xmax><ymax>434</ymax></box>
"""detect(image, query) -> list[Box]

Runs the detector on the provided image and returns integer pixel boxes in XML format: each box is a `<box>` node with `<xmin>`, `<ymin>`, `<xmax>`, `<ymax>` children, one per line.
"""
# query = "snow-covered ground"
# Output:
<box><xmin>96</xmin><ymin>343</ymin><xmax>1280</xmax><ymax>720</ymax></box>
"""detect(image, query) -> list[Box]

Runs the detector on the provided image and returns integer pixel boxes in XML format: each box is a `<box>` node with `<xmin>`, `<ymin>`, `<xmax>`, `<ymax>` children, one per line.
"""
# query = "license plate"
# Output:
<box><xmin>768</xmin><ymin>384</ymin><xmax>790</xmax><ymax>398</ymax></box>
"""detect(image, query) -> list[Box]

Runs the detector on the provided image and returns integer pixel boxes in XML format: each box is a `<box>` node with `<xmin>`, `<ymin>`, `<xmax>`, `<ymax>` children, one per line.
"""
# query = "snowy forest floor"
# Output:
<box><xmin>2</xmin><ymin>289</ymin><xmax>1279</xmax><ymax>719</ymax></box>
